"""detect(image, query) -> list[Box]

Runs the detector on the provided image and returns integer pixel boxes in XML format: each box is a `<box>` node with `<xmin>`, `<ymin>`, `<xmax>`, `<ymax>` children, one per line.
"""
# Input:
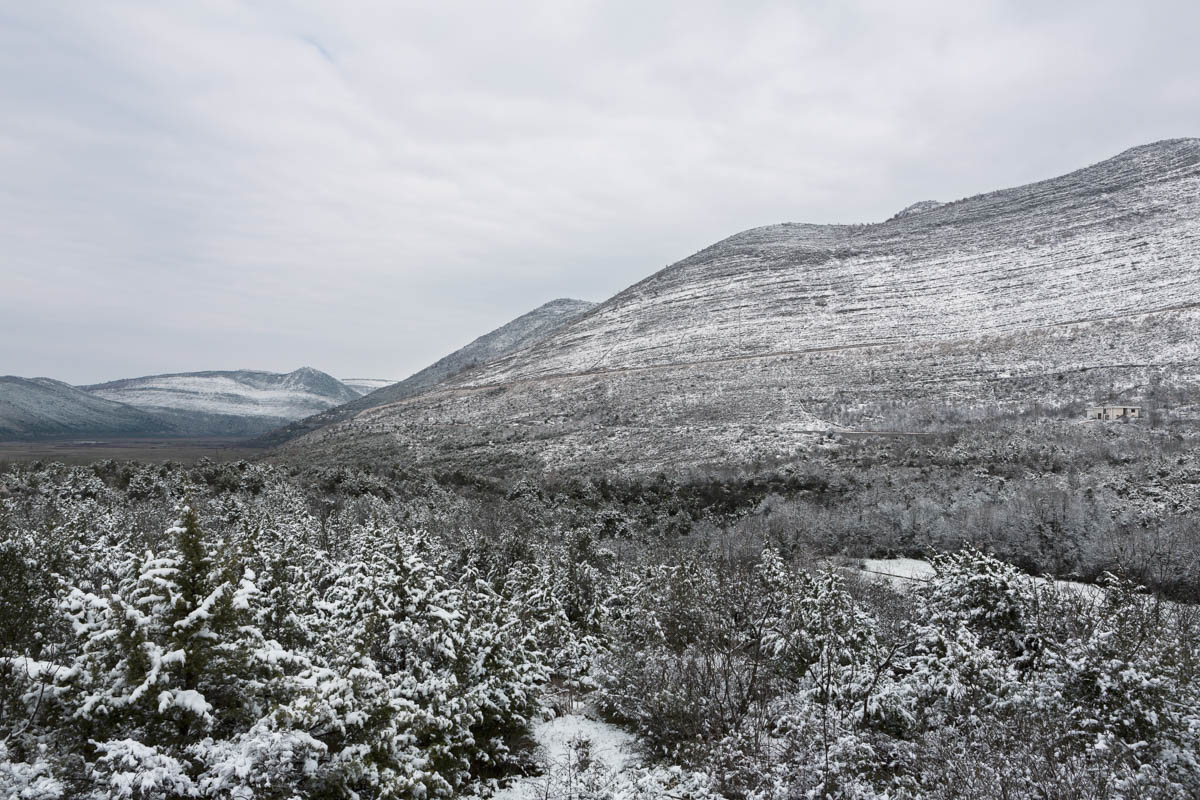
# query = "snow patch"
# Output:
<box><xmin>489</xmin><ymin>713</ymin><xmax>636</xmax><ymax>800</ymax></box>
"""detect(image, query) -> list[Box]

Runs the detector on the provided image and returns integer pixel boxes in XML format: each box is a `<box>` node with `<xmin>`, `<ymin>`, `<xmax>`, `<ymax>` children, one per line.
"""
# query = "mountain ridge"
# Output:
<box><xmin>282</xmin><ymin>138</ymin><xmax>1200</xmax><ymax>473</ymax></box>
<box><xmin>0</xmin><ymin>376</ymin><xmax>173</xmax><ymax>440</ymax></box>
<box><xmin>253</xmin><ymin>298</ymin><xmax>595</xmax><ymax>447</ymax></box>
<box><xmin>84</xmin><ymin>367</ymin><xmax>360</xmax><ymax>436</ymax></box>
<box><xmin>474</xmin><ymin>138</ymin><xmax>1199</xmax><ymax>381</ymax></box>
<box><xmin>1</xmin><ymin>367</ymin><xmax>365</xmax><ymax>440</ymax></box>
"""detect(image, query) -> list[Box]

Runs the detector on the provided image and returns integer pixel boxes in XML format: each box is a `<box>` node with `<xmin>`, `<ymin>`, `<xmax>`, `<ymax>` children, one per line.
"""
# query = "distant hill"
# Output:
<box><xmin>82</xmin><ymin>367</ymin><xmax>361</xmax><ymax>437</ymax></box>
<box><xmin>255</xmin><ymin>299</ymin><xmax>595</xmax><ymax>447</ymax></box>
<box><xmin>280</xmin><ymin>139</ymin><xmax>1200</xmax><ymax>473</ymax></box>
<box><xmin>0</xmin><ymin>376</ymin><xmax>171</xmax><ymax>440</ymax></box>
<box><xmin>342</xmin><ymin>378</ymin><xmax>396</xmax><ymax>396</ymax></box>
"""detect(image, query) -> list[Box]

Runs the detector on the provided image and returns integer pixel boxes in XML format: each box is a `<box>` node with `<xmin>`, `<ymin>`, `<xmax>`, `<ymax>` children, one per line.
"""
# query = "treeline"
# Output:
<box><xmin>531</xmin><ymin>421</ymin><xmax>1200</xmax><ymax>601</ymax></box>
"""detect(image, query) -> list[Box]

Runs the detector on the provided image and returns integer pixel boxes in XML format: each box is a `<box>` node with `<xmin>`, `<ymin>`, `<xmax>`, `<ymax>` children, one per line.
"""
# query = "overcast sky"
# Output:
<box><xmin>2</xmin><ymin>0</ymin><xmax>1198</xmax><ymax>384</ymax></box>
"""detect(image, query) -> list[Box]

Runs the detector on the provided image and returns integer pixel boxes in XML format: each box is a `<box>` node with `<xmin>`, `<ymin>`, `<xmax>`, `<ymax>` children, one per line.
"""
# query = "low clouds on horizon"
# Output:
<box><xmin>3</xmin><ymin>0</ymin><xmax>1198</xmax><ymax>384</ymax></box>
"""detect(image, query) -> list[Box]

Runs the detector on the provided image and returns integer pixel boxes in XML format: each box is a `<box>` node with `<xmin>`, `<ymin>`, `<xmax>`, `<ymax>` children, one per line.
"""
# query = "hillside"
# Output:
<box><xmin>255</xmin><ymin>299</ymin><xmax>595</xmax><ymax>446</ymax></box>
<box><xmin>282</xmin><ymin>139</ymin><xmax>1200</xmax><ymax>473</ymax></box>
<box><xmin>84</xmin><ymin>367</ymin><xmax>361</xmax><ymax>437</ymax></box>
<box><xmin>0</xmin><ymin>376</ymin><xmax>171</xmax><ymax>440</ymax></box>
<box><xmin>342</xmin><ymin>378</ymin><xmax>396</xmax><ymax>396</ymax></box>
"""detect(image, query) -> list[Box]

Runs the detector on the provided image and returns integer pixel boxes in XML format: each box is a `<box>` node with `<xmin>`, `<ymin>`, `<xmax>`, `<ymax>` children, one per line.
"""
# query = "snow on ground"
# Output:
<box><xmin>1050</xmin><ymin>576</ymin><xmax>1107</xmax><ymax>603</ymax></box>
<box><xmin>489</xmin><ymin>712</ymin><xmax>636</xmax><ymax>800</ymax></box>
<box><xmin>87</xmin><ymin>370</ymin><xmax>359</xmax><ymax>419</ymax></box>
<box><xmin>858</xmin><ymin>558</ymin><xmax>1110</xmax><ymax>604</ymax></box>
<box><xmin>532</xmin><ymin>713</ymin><xmax>636</xmax><ymax>775</ymax></box>
<box><xmin>92</xmin><ymin>377</ymin><xmax>331</xmax><ymax>417</ymax></box>
<box><xmin>859</xmin><ymin>558</ymin><xmax>934</xmax><ymax>584</ymax></box>
<box><xmin>484</xmin><ymin>708</ymin><xmax>719</xmax><ymax>799</ymax></box>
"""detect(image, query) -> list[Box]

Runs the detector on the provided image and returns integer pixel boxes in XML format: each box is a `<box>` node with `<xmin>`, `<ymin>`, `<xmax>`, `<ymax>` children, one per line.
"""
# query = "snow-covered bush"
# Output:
<box><xmin>3</xmin><ymin>459</ymin><xmax>1200</xmax><ymax>799</ymax></box>
<box><xmin>0</xmin><ymin>488</ymin><xmax>552</xmax><ymax>799</ymax></box>
<box><xmin>0</xmin><ymin>741</ymin><xmax>63</xmax><ymax>800</ymax></box>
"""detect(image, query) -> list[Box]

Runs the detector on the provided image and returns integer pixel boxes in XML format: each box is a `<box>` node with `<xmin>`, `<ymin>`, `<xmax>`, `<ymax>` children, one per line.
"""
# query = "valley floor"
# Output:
<box><xmin>0</xmin><ymin>437</ymin><xmax>260</xmax><ymax>465</ymax></box>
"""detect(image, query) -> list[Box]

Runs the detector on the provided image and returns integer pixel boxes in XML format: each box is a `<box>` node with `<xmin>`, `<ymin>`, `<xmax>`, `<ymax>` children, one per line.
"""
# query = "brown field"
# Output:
<box><xmin>0</xmin><ymin>438</ymin><xmax>264</xmax><ymax>466</ymax></box>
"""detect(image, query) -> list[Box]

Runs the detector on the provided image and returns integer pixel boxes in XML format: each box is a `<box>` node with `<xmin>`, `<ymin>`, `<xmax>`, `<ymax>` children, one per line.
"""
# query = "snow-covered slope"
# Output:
<box><xmin>477</xmin><ymin>140</ymin><xmax>1199</xmax><ymax>383</ymax></box>
<box><xmin>0</xmin><ymin>376</ymin><xmax>171</xmax><ymax>440</ymax></box>
<box><xmin>342</xmin><ymin>378</ymin><xmax>396</xmax><ymax>396</ymax></box>
<box><xmin>257</xmin><ymin>299</ymin><xmax>595</xmax><ymax>446</ymax></box>
<box><xmin>284</xmin><ymin>139</ymin><xmax>1200</xmax><ymax>473</ymax></box>
<box><xmin>364</xmin><ymin>298</ymin><xmax>596</xmax><ymax>405</ymax></box>
<box><xmin>83</xmin><ymin>367</ymin><xmax>361</xmax><ymax>436</ymax></box>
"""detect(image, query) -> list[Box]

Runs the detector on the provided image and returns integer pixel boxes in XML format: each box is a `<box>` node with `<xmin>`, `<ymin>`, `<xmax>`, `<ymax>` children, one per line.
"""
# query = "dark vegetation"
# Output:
<box><xmin>0</xmin><ymin>439</ymin><xmax>261</xmax><ymax>468</ymax></box>
<box><xmin>1</xmin><ymin>418</ymin><xmax>1199</xmax><ymax>798</ymax></box>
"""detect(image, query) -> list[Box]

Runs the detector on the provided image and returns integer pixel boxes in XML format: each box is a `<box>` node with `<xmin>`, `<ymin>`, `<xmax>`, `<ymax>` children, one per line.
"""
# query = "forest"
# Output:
<box><xmin>2</xmin><ymin>420</ymin><xmax>1199</xmax><ymax>798</ymax></box>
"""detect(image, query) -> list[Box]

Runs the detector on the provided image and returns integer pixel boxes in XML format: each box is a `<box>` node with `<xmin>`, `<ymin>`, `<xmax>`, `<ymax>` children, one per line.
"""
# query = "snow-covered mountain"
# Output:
<box><xmin>342</xmin><ymin>378</ymin><xmax>396</xmax><ymax>396</ymax></box>
<box><xmin>0</xmin><ymin>376</ymin><xmax>172</xmax><ymax>440</ymax></box>
<box><xmin>82</xmin><ymin>367</ymin><xmax>361</xmax><ymax>436</ymax></box>
<box><xmin>256</xmin><ymin>299</ymin><xmax>595</xmax><ymax>446</ymax></box>
<box><xmin>283</xmin><ymin>139</ymin><xmax>1200</xmax><ymax>473</ymax></box>
<box><xmin>379</xmin><ymin>298</ymin><xmax>597</xmax><ymax>399</ymax></box>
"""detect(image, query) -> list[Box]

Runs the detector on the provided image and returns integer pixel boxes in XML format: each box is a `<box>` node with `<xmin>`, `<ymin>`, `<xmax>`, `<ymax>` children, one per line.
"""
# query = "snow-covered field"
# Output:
<box><xmin>859</xmin><ymin>558</ymin><xmax>935</xmax><ymax>585</ymax></box>
<box><xmin>858</xmin><ymin>558</ymin><xmax>1110</xmax><ymax>604</ymax></box>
